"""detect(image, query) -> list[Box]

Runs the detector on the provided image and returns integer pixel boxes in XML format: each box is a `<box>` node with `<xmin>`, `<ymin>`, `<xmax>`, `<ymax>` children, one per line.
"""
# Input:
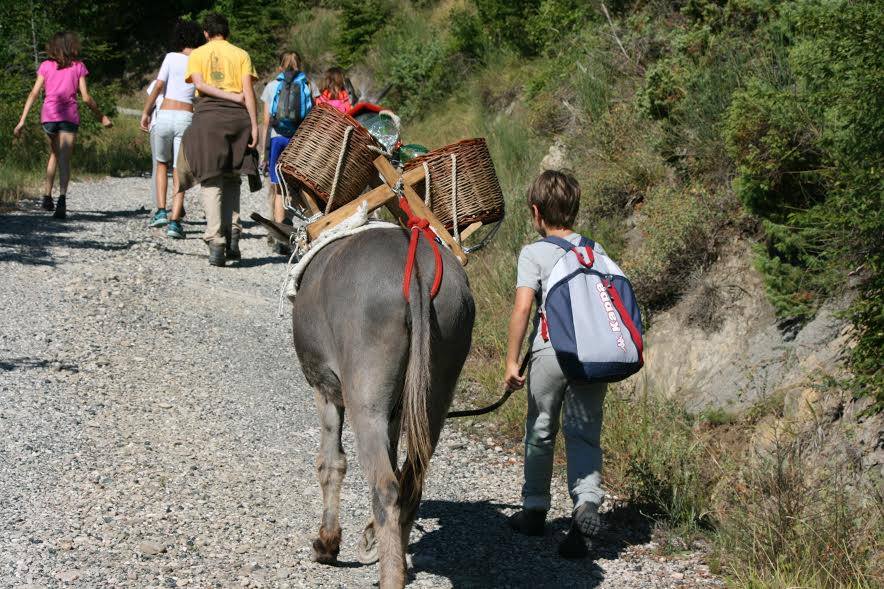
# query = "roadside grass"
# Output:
<box><xmin>0</xmin><ymin>115</ymin><xmax>148</xmax><ymax>207</ymax></box>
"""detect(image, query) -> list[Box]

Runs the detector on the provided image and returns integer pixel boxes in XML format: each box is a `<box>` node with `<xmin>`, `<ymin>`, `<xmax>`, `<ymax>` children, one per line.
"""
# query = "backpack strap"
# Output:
<box><xmin>542</xmin><ymin>235</ymin><xmax>595</xmax><ymax>268</ymax></box>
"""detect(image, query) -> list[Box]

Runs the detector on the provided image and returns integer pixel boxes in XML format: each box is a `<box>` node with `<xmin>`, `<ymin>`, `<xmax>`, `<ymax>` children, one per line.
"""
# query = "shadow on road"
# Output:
<box><xmin>0</xmin><ymin>210</ymin><xmax>144</xmax><ymax>266</ymax></box>
<box><xmin>408</xmin><ymin>500</ymin><xmax>653</xmax><ymax>588</ymax></box>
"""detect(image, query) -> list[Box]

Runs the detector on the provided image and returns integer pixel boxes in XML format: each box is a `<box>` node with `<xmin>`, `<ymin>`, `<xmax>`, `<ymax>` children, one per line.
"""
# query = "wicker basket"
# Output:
<box><xmin>277</xmin><ymin>103</ymin><xmax>381</xmax><ymax>213</ymax></box>
<box><xmin>403</xmin><ymin>138</ymin><xmax>505</xmax><ymax>232</ymax></box>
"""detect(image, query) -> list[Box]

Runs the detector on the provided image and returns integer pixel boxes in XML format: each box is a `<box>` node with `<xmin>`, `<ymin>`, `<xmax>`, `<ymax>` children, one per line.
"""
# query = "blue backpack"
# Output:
<box><xmin>540</xmin><ymin>236</ymin><xmax>644</xmax><ymax>383</ymax></box>
<box><xmin>270</xmin><ymin>70</ymin><xmax>312</xmax><ymax>138</ymax></box>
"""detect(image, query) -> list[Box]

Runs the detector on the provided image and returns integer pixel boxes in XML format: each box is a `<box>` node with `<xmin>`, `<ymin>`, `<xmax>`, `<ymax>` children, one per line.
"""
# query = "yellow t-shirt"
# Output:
<box><xmin>185</xmin><ymin>39</ymin><xmax>256</xmax><ymax>94</ymax></box>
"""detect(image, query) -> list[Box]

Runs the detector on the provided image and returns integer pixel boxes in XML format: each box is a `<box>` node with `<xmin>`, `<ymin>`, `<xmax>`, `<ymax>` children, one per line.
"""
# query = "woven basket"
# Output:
<box><xmin>403</xmin><ymin>138</ymin><xmax>505</xmax><ymax>231</ymax></box>
<box><xmin>277</xmin><ymin>103</ymin><xmax>381</xmax><ymax>212</ymax></box>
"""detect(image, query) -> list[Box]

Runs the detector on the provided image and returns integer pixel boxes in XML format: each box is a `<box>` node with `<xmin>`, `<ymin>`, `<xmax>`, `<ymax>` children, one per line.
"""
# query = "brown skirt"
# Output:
<box><xmin>178</xmin><ymin>96</ymin><xmax>259</xmax><ymax>192</ymax></box>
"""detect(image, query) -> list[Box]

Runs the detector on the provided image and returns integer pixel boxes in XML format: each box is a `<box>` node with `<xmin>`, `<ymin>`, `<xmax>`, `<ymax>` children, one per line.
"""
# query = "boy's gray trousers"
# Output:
<box><xmin>522</xmin><ymin>353</ymin><xmax>607</xmax><ymax>512</ymax></box>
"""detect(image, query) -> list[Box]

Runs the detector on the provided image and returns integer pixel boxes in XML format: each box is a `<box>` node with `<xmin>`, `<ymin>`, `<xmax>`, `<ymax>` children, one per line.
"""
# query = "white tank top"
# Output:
<box><xmin>157</xmin><ymin>52</ymin><xmax>195</xmax><ymax>104</ymax></box>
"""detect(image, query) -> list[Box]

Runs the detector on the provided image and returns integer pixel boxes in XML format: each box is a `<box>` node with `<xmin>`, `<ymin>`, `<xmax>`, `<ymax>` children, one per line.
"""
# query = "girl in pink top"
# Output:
<box><xmin>14</xmin><ymin>32</ymin><xmax>112</xmax><ymax>218</ymax></box>
<box><xmin>315</xmin><ymin>67</ymin><xmax>353</xmax><ymax>113</ymax></box>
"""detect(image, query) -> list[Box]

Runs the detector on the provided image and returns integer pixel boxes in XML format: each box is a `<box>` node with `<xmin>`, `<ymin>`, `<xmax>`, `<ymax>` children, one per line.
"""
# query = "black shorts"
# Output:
<box><xmin>42</xmin><ymin>121</ymin><xmax>79</xmax><ymax>135</ymax></box>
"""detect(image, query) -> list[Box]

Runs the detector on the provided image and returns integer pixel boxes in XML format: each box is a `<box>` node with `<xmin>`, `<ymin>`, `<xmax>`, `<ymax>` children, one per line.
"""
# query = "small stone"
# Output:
<box><xmin>158</xmin><ymin>402</ymin><xmax>173</xmax><ymax>409</ymax></box>
<box><xmin>671</xmin><ymin>572</ymin><xmax>685</xmax><ymax>580</ymax></box>
<box><xmin>140</xmin><ymin>540</ymin><xmax>166</xmax><ymax>556</ymax></box>
<box><xmin>56</xmin><ymin>570</ymin><xmax>80</xmax><ymax>583</ymax></box>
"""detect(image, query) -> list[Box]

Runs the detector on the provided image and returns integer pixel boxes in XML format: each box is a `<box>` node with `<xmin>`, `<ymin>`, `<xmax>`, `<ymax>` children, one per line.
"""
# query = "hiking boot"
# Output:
<box><xmin>558</xmin><ymin>503</ymin><xmax>601</xmax><ymax>559</ymax></box>
<box><xmin>52</xmin><ymin>196</ymin><xmax>66</xmax><ymax>219</ymax></box>
<box><xmin>208</xmin><ymin>243</ymin><xmax>226</xmax><ymax>267</ymax></box>
<box><xmin>508</xmin><ymin>509</ymin><xmax>547</xmax><ymax>537</ymax></box>
<box><xmin>166</xmin><ymin>220</ymin><xmax>184</xmax><ymax>239</ymax></box>
<box><xmin>149</xmin><ymin>208</ymin><xmax>169</xmax><ymax>227</ymax></box>
<box><xmin>226</xmin><ymin>233</ymin><xmax>241</xmax><ymax>260</ymax></box>
<box><xmin>41</xmin><ymin>195</ymin><xmax>55</xmax><ymax>211</ymax></box>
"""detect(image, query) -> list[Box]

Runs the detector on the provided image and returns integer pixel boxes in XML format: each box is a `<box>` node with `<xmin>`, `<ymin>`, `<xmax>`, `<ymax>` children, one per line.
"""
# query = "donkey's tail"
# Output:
<box><xmin>402</xmin><ymin>256</ymin><xmax>433</xmax><ymax>495</ymax></box>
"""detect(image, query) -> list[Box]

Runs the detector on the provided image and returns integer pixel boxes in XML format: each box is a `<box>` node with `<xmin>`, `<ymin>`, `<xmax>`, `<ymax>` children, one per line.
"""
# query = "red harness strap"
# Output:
<box><xmin>398</xmin><ymin>195</ymin><xmax>443</xmax><ymax>302</ymax></box>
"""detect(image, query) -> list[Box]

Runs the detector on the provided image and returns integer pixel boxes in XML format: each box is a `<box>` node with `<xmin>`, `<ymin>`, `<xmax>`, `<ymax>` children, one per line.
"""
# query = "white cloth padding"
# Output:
<box><xmin>282</xmin><ymin>199</ymin><xmax>399</xmax><ymax>301</ymax></box>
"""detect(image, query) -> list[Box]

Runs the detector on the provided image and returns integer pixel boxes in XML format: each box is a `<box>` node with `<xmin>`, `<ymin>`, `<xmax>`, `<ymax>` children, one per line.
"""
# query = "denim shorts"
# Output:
<box><xmin>150</xmin><ymin>109</ymin><xmax>193</xmax><ymax>165</ymax></box>
<box><xmin>42</xmin><ymin>121</ymin><xmax>79</xmax><ymax>134</ymax></box>
<box><xmin>268</xmin><ymin>135</ymin><xmax>291</xmax><ymax>184</ymax></box>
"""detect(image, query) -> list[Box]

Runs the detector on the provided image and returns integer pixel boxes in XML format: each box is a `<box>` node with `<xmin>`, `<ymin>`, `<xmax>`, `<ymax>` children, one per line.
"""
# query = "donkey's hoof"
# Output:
<box><xmin>311</xmin><ymin>537</ymin><xmax>340</xmax><ymax>564</ymax></box>
<box><xmin>356</xmin><ymin>521</ymin><xmax>379</xmax><ymax>565</ymax></box>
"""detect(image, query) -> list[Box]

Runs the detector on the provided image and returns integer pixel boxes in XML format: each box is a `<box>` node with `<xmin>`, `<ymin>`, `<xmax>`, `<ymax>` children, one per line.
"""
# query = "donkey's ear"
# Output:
<box><xmin>250</xmin><ymin>212</ymin><xmax>297</xmax><ymax>244</ymax></box>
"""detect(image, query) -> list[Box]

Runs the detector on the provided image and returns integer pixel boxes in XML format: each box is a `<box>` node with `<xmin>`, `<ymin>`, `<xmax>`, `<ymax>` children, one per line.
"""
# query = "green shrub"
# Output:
<box><xmin>603</xmin><ymin>388</ymin><xmax>716</xmax><ymax>530</ymax></box>
<box><xmin>624</xmin><ymin>183</ymin><xmax>720</xmax><ymax>309</ymax></box>
<box><xmin>334</xmin><ymin>0</ymin><xmax>392</xmax><ymax>67</ymax></box>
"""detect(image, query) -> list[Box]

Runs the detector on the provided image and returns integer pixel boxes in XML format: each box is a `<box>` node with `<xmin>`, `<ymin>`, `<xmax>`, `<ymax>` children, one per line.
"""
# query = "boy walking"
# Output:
<box><xmin>504</xmin><ymin>170</ymin><xmax>607</xmax><ymax>559</ymax></box>
<box><xmin>178</xmin><ymin>13</ymin><xmax>259</xmax><ymax>266</ymax></box>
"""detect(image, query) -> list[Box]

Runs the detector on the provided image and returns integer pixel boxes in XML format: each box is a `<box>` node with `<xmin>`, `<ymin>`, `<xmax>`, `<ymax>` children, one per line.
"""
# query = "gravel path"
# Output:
<box><xmin>0</xmin><ymin>177</ymin><xmax>721</xmax><ymax>588</ymax></box>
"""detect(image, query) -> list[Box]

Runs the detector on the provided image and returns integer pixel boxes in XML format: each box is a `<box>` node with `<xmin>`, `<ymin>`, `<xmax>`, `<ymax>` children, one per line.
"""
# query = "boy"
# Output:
<box><xmin>179</xmin><ymin>13</ymin><xmax>259</xmax><ymax>266</ymax></box>
<box><xmin>504</xmin><ymin>170</ymin><xmax>606</xmax><ymax>559</ymax></box>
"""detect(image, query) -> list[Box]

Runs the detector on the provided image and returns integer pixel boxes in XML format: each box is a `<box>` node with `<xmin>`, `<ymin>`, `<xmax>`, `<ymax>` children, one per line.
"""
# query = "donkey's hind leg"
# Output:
<box><xmin>311</xmin><ymin>391</ymin><xmax>347</xmax><ymax>564</ymax></box>
<box><xmin>353</xmin><ymin>412</ymin><xmax>405</xmax><ymax>589</ymax></box>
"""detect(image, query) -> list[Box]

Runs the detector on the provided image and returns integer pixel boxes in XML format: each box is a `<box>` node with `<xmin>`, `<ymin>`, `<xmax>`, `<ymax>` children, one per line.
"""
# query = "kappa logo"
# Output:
<box><xmin>595</xmin><ymin>282</ymin><xmax>628</xmax><ymax>352</ymax></box>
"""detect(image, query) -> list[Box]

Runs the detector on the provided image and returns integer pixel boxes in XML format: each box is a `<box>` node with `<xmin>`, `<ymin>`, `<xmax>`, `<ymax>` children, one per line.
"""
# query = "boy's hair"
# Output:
<box><xmin>202</xmin><ymin>13</ymin><xmax>230</xmax><ymax>39</ymax></box>
<box><xmin>527</xmin><ymin>169</ymin><xmax>581</xmax><ymax>229</ymax></box>
<box><xmin>172</xmin><ymin>19</ymin><xmax>204</xmax><ymax>52</ymax></box>
<box><xmin>46</xmin><ymin>32</ymin><xmax>81</xmax><ymax>69</ymax></box>
<box><xmin>320</xmin><ymin>67</ymin><xmax>345</xmax><ymax>95</ymax></box>
<box><xmin>279</xmin><ymin>51</ymin><xmax>303</xmax><ymax>72</ymax></box>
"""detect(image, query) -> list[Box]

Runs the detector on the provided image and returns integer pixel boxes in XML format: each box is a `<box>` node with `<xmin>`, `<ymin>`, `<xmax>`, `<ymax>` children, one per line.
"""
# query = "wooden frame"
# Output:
<box><xmin>304</xmin><ymin>156</ymin><xmax>468</xmax><ymax>265</ymax></box>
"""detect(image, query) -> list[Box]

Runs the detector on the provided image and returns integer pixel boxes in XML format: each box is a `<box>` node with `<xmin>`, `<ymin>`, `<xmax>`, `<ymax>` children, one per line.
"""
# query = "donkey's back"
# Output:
<box><xmin>292</xmin><ymin>228</ymin><xmax>474</xmax><ymax>588</ymax></box>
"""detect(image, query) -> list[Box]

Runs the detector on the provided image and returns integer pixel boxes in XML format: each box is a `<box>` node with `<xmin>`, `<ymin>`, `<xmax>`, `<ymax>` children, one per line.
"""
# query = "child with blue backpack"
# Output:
<box><xmin>504</xmin><ymin>170</ymin><xmax>644</xmax><ymax>558</ymax></box>
<box><xmin>260</xmin><ymin>51</ymin><xmax>312</xmax><ymax>254</ymax></box>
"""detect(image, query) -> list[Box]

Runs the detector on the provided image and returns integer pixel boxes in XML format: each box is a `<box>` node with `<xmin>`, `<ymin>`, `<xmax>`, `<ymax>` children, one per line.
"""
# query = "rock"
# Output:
<box><xmin>139</xmin><ymin>541</ymin><xmax>166</xmax><ymax>556</ymax></box>
<box><xmin>56</xmin><ymin>570</ymin><xmax>80</xmax><ymax>583</ymax></box>
<box><xmin>541</xmin><ymin>140</ymin><xmax>568</xmax><ymax>171</ymax></box>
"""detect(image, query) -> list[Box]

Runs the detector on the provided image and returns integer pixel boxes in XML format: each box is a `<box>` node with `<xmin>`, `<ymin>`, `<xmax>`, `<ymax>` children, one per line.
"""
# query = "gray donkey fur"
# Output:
<box><xmin>280</xmin><ymin>226</ymin><xmax>474</xmax><ymax>589</ymax></box>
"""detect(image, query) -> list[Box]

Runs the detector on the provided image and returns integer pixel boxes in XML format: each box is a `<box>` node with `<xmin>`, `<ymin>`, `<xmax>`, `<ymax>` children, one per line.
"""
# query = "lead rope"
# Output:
<box><xmin>325</xmin><ymin>125</ymin><xmax>353</xmax><ymax>214</ymax></box>
<box><xmin>393</xmin><ymin>179</ymin><xmax>443</xmax><ymax>302</ymax></box>
<box><xmin>450</xmin><ymin>154</ymin><xmax>460</xmax><ymax>244</ymax></box>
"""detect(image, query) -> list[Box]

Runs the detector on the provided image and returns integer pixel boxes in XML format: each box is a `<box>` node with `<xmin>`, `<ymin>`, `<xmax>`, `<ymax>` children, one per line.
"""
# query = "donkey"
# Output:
<box><xmin>259</xmin><ymin>220</ymin><xmax>474</xmax><ymax>589</ymax></box>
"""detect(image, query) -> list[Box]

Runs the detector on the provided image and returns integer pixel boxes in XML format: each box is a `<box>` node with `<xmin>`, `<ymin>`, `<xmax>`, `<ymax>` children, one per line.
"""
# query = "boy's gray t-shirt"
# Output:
<box><xmin>516</xmin><ymin>233</ymin><xmax>606</xmax><ymax>354</ymax></box>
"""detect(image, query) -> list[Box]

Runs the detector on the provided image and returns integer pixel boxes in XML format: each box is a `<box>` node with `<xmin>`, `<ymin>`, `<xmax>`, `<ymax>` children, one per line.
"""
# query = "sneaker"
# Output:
<box><xmin>52</xmin><ymin>196</ymin><xmax>66</xmax><ymax>219</ymax></box>
<box><xmin>41</xmin><ymin>195</ymin><xmax>55</xmax><ymax>211</ymax></box>
<box><xmin>557</xmin><ymin>503</ymin><xmax>601</xmax><ymax>559</ymax></box>
<box><xmin>166</xmin><ymin>220</ymin><xmax>184</xmax><ymax>239</ymax></box>
<box><xmin>208</xmin><ymin>244</ymin><xmax>226</xmax><ymax>267</ymax></box>
<box><xmin>149</xmin><ymin>209</ymin><xmax>169</xmax><ymax>227</ymax></box>
<box><xmin>508</xmin><ymin>509</ymin><xmax>547</xmax><ymax>537</ymax></box>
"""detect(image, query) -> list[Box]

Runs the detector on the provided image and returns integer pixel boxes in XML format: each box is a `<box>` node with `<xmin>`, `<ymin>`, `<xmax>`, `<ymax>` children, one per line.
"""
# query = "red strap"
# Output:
<box><xmin>605</xmin><ymin>279</ymin><xmax>643</xmax><ymax>360</ymax></box>
<box><xmin>540</xmin><ymin>312</ymin><xmax>549</xmax><ymax>342</ymax></box>
<box><xmin>399</xmin><ymin>195</ymin><xmax>443</xmax><ymax>302</ymax></box>
<box><xmin>573</xmin><ymin>246</ymin><xmax>595</xmax><ymax>268</ymax></box>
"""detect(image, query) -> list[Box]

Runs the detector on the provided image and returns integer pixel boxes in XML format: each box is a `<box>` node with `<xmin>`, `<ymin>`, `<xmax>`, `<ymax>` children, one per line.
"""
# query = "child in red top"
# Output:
<box><xmin>314</xmin><ymin>67</ymin><xmax>352</xmax><ymax>113</ymax></box>
<box><xmin>14</xmin><ymin>31</ymin><xmax>112</xmax><ymax>218</ymax></box>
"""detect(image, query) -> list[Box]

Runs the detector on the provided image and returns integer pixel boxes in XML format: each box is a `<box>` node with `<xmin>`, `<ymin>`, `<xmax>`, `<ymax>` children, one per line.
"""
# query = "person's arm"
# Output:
<box><xmin>189</xmin><ymin>72</ymin><xmax>244</xmax><ymax>105</ymax></box>
<box><xmin>140</xmin><ymin>80</ymin><xmax>165</xmax><ymax>132</ymax></box>
<box><xmin>260</xmin><ymin>100</ymin><xmax>271</xmax><ymax>156</ymax></box>
<box><xmin>243</xmin><ymin>74</ymin><xmax>258</xmax><ymax>149</ymax></box>
<box><xmin>78</xmin><ymin>76</ymin><xmax>112</xmax><ymax>127</ymax></box>
<box><xmin>13</xmin><ymin>75</ymin><xmax>45</xmax><ymax>137</ymax></box>
<box><xmin>504</xmin><ymin>287</ymin><xmax>535</xmax><ymax>390</ymax></box>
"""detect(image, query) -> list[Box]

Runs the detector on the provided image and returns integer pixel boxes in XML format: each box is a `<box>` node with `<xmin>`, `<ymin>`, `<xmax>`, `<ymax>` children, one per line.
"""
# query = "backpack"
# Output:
<box><xmin>270</xmin><ymin>70</ymin><xmax>312</xmax><ymax>138</ymax></box>
<box><xmin>540</xmin><ymin>236</ymin><xmax>644</xmax><ymax>383</ymax></box>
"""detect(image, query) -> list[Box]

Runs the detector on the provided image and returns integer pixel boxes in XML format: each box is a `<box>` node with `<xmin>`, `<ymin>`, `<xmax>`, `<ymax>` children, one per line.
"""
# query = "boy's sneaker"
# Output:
<box><xmin>166</xmin><ymin>220</ymin><xmax>184</xmax><ymax>239</ymax></box>
<box><xmin>52</xmin><ymin>196</ymin><xmax>66</xmax><ymax>219</ymax></box>
<box><xmin>41</xmin><ymin>195</ymin><xmax>55</xmax><ymax>211</ymax></box>
<box><xmin>508</xmin><ymin>509</ymin><xmax>547</xmax><ymax>537</ymax></box>
<box><xmin>558</xmin><ymin>502</ymin><xmax>601</xmax><ymax>559</ymax></box>
<box><xmin>226</xmin><ymin>233</ymin><xmax>241</xmax><ymax>260</ymax></box>
<box><xmin>149</xmin><ymin>209</ymin><xmax>169</xmax><ymax>227</ymax></box>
